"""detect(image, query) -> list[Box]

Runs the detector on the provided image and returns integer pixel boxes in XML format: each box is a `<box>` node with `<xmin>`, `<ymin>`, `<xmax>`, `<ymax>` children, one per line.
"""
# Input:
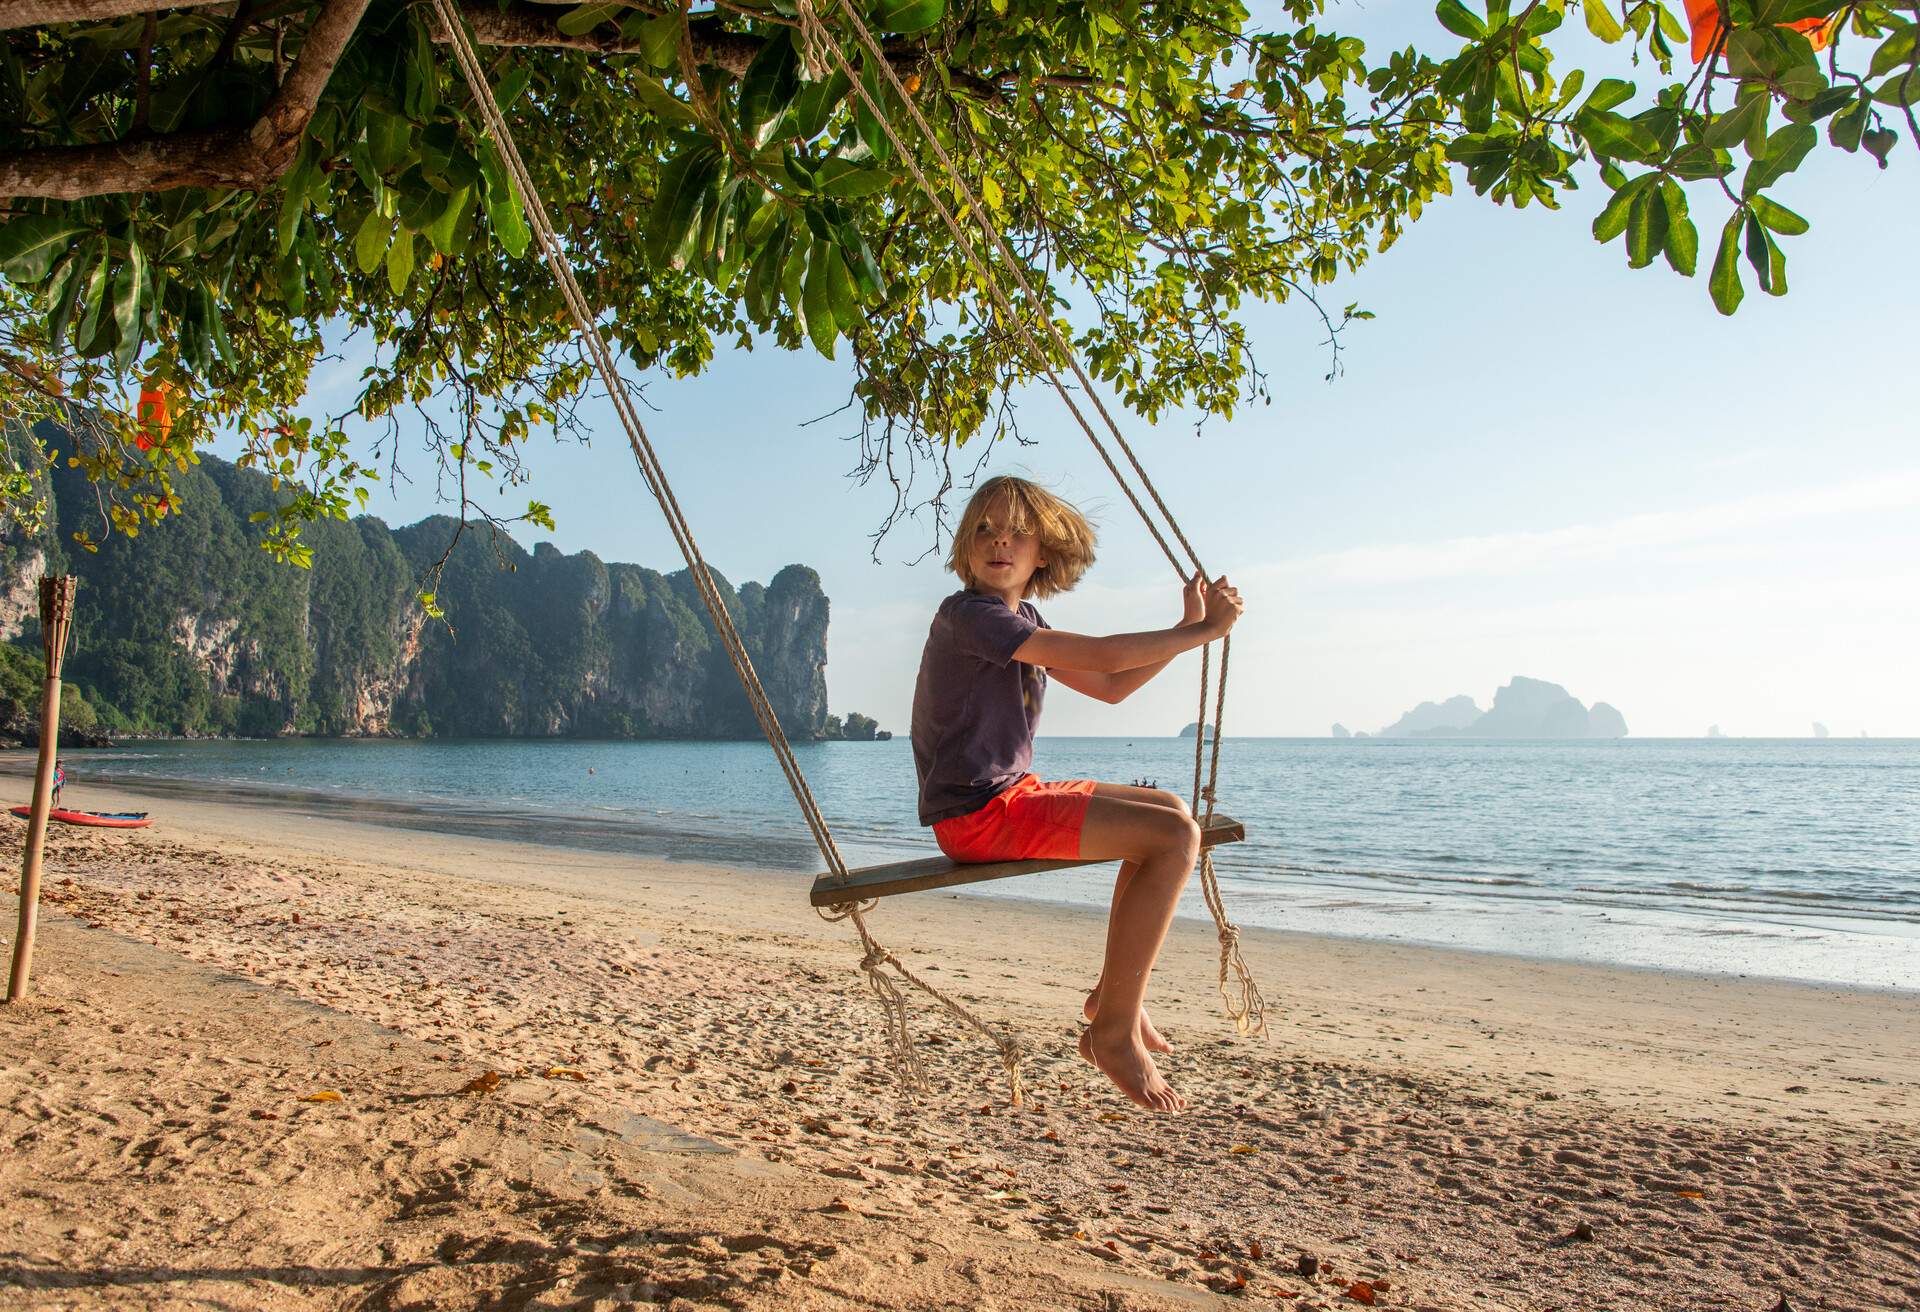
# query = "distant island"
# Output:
<box><xmin>1177</xmin><ymin>722</ymin><xmax>1217</xmax><ymax>740</ymax></box>
<box><xmin>1354</xmin><ymin>677</ymin><xmax>1628</xmax><ymax>739</ymax></box>
<box><xmin>1</xmin><ymin>430</ymin><xmax>884</xmax><ymax>745</ymax></box>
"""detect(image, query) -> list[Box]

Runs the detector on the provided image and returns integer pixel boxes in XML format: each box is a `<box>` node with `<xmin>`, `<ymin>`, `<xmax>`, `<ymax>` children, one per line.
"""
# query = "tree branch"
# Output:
<box><xmin>0</xmin><ymin>0</ymin><xmax>371</xmax><ymax>200</ymax></box>
<box><xmin>0</xmin><ymin>0</ymin><xmax>231</xmax><ymax>31</ymax></box>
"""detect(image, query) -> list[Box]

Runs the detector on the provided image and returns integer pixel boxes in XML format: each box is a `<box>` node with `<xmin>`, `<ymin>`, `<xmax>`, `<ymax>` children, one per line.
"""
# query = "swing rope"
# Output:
<box><xmin>796</xmin><ymin>0</ymin><xmax>1264</xmax><ymax>1034</ymax></box>
<box><xmin>430</xmin><ymin>0</ymin><xmax>1026</xmax><ymax>1103</ymax></box>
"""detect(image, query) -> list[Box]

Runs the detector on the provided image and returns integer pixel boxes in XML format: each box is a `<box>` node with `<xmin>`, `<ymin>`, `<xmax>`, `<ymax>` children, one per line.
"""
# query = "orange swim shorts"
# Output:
<box><xmin>931</xmin><ymin>774</ymin><xmax>1097</xmax><ymax>863</ymax></box>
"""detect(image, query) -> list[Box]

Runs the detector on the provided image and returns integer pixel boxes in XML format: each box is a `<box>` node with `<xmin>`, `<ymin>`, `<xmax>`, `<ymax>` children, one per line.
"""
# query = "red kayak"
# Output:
<box><xmin>9</xmin><ymin>805</ymin><xmax>152</xmax><ymax>829</ymax></box>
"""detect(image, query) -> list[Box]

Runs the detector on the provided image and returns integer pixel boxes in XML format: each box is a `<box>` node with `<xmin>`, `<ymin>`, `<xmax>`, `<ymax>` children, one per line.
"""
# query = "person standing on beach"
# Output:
<box><xmin>912</xmin><ymin>476</ymin><xmax>1243</xmax><ymax>1112</ymax></box>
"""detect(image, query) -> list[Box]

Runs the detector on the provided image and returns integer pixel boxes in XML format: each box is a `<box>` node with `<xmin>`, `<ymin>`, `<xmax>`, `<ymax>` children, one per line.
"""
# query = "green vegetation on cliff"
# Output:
<box><xmin>0</xmin><ymin>422</ymin><xmax>837</xmax><ymax>741</ymax></box>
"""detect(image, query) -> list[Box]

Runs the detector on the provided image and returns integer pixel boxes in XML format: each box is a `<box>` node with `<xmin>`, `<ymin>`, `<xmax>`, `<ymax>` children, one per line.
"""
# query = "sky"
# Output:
<box><xmin>221</xmin><ymin>5</ymin><xmax>1920</xmax><ymax>739</ymax></box>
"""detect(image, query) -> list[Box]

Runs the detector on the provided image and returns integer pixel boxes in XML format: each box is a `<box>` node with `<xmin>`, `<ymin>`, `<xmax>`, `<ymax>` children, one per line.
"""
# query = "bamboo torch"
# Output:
<box><xmin>7</xmin><ymin>575</ymin><xmax>77</xmax><ymax>1004</ymax></box>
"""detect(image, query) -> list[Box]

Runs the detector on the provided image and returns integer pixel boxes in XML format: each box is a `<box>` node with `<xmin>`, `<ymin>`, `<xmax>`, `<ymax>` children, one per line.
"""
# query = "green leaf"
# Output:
<box><xmin>624</xmin><ymin>13</ymin><xmax>680</xmax><ymax>68</ymax></box>
<box><xmin>1742</xmin><ymin>123</ymin><xmax>1817</xmax><ymax>197</ymax></box>
<box><xmin>386</xmin><ymin>229</ymin><xmax>415</xmax><ymax>295</ymax></box>
<box><xmin>1583</xmin><ymin>0</ymin><xmax>1623</xmax><ymax>43</ymax></box>
<box><xmin>426</xmin><ymin>185</ymin><xmax>475</xmax><ymax>255</ymax></box>
<box><xmin>74</xmin><ymin>248</ymin><xmax>114</xmax><ymax>356</ymax></box>
<box><xmin>556</xmin><ymin>3</ymin><xmax>620</xmax><ymax>37</ymax></box>
<box><xmin>739</xmin><ymin>29</ymin><xmax>801</xmax><ymax>136</ymax></box>
<box><xmin>646</xmin><ymin>144</ymin><xmax>722</xmax><ymax>268</ymax></box>
<box><xmin>491</xmin><ymin>63</ymin><xmax>534</xmax><ymax>113</ymax></box>
<box><xmin>745</xmin><ymin>220</ymin><xmax>790</xmax><ymax>322</ymax></box>
<box><xmin>793</xmin><ymin>70</ymin><xmax>852</xmax><ymax>140</ymax></box>
<box><xmin>1867</xmin><ymin>26</ymin><xmax>1915</xmax><ymax>80</ymax></box>
<box><xmin>872</xmin><ymin>0</ymin><xmax>944</xmax><ymax>35</ymax></box>
<box><xmin>45</xmin><ymin>238</ymin><xmax>98</xmax><ymax>351</ymax></box>
<box><xmin>1873</xmin><ymin>71</ymin><xmax>1920</xmax><ymax>105</ymax></box>
<box><xmin>368</xmin><ymin>113</ymin><xmax>412</xmax><ymax>173</ymax></box>
<box><xmin>801</xmin><ymin>239</ymin><xmax>836</xmax><ymax>356</ymax></box>
<box><xmin>856</xmin><ymin>60</ymin><xmax>894</xmax><ymax>163</ymax></box>
<box><xmin>1744</xmin><ymin>210</ymin><xmax>1771</xmax><ymax>289</ymax></box>
<box><xmin>1581</xmin><ymin>77</ymin><xmax>1636</xmax><ymax>113</ymax></box>
<box><xmin>354</xmin><ymin>209</ymin><xmax>392</xmax><ymax>275</ymax></box>
<box><xmin>822</xmin><ymin>240</ymin><xmax>857</xmax><ymax>328</ymax></box>
<box><xmin>1862</xmin><ymin>126</ymin><xmax>1898</xmax><ymax>167</ymax></box>
<box><xmin>0</xmin><ymin>215</ymin><xmax>89</xmax><ymax>282</ymax></box>
<box><xmin>1624</xmin><ymin>187</ymin><xmax>1666</xmax><ymax>268</ymax></box>
<box><xmin>1703</xmin><ymin>92</ymin><xmax>1767</xmax><ymax>153</ymax></box>
<box><xmin>111</xmin><ymin>234</ymin><xmax>145</xmax><ymax>369</ymax></box>
<box><xmin>1658</xmin><ymin>180</ymin><xmax>1696</xmax><ymax>275</ymax></box>
<box><xmin>817</xmin><ymin>158</ymin><xmax>896</xmax><ymax>197</ymax></box>
<box><xmin>1577</xmin><ymin>108</ymin><xmax>1663</xmax><ymax>162</ymax></box>
<box><xmin>1590</xmin><ymin>174</ymin><xmax>1646</xmax><ymax>241</ymax></box>
<box><xmin>841</xmin><ymin>227</ymin><xmax>887</xmax><ymax>300</ymax></box>
<box><xmin>1436</xmin><ymin>0</ymin><xmax>1487</xmax><ymax>39</ymax></box>
<box><xmin>1757</xmin><ymin>0</ymin><xmax>1844</xmax><ymax>22</ymax></box>
<box><xmin>1828</xmin><ymin>93</ymin><xmax>1871</xmax><ymax>151</ymax></box>
<box><xmin>1710</xmin><ymin>213</ymin><xmax>1745</xmax><ymax>315</ymax></box>
<box><xmin>404</xmin><ymin>17</ymin><xmax>440</xmax><ymax>120</ymax></box>
<box><xmin>631</xmin><ymin>75</ymin><xmax>700</xmax><ymax>127</ymax></box>
<box><xmin>478</xmin><ymin>142</ymin><xmax>531</xmax><ymax>258</ymax></box>
<box><xmin>1749</xmin><ymin>194</ymin><xmax>1809</xmax><ymax>234</ymax></box>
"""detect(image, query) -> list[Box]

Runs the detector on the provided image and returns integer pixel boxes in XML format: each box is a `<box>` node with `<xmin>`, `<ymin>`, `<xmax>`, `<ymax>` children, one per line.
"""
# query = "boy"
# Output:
<box><xmin>912</xmin><ymin>476</ymin><xmax>1243</xmax><ymax>1111</ymax></box>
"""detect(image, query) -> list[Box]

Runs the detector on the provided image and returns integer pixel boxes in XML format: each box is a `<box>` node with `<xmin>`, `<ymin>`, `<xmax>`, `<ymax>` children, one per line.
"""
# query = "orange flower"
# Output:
<box><xmin>1681</xmin><ymin>0</ymin><xmax>1833</xmax><ymax>62</ymax></box>
<box><xmin>134</xmin><ymin>381</ymin><xmax>176</xmax><ymax>450</ymax></box>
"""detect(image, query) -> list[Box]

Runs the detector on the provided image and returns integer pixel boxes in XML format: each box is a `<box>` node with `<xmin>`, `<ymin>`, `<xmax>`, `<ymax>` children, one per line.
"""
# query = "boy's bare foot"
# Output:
<box><xmin>1077</xmin><ymin>1026</ymin><xmax>1187</xmax><ymax>1113</ymax></box>
<box><xmin>1083</xmin><ymin>989</ymin><xmax>1173</xmax><ymax>1053</ymax></box>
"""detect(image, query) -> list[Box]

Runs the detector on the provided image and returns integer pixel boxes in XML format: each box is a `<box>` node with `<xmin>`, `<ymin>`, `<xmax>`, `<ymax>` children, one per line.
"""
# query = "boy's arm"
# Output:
<box><xmin>1049</xmin><ymin>657</ymin><xmax>1181</xmax><ymax>705</ymax></box>
<box><xmin>1048</xmin><ymin>573</ymin><xmax>1209</xmax><ymax>704</ymax></box>
<box><xmin>1012</xmin><ymin>576</ymin><xmax>1242</xmax><ymax>689</ymax></box>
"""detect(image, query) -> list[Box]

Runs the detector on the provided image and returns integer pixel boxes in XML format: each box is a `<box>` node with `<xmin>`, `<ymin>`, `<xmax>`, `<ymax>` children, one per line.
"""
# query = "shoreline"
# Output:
<box><xmin>4</xmin><ymin>781</ymin><xmax>1916</xmax><ymax>1310</ymax></box>
<box><xmin>7</xmin><ymin>755</ymin><xmax>1914</xmax><ymax>998</ymax></box>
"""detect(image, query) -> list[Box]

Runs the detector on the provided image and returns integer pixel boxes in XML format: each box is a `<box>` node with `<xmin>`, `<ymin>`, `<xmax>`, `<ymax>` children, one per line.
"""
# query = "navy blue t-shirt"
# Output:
<box><xmin>911</xmin><ymin>590</ymin><xmax>1049</xmax><ymax>824</ymax></box>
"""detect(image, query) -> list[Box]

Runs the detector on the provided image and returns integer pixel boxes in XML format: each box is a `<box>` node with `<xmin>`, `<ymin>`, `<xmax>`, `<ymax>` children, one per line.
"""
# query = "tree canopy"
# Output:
<box><xmin>0</xmin><ymin>0</ymin><xmax>1911</xmax><ymax>560</ymax></box>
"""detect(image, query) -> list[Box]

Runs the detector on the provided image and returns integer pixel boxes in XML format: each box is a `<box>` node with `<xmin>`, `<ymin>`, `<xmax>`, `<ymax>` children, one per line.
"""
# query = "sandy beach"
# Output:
<box><xmin>3</xmin><ymin>775</ymin><xmax>1916</xmax><ymax>1311</ymax></box>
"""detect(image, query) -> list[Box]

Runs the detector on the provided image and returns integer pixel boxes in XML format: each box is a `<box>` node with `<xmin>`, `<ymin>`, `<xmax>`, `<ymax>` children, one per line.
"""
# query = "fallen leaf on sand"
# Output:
<box><xmin>458</xmin><ymin>1071</ymin><xmax>502</xmax><ymax>1095</ymax></box>
<box><xmin>1097</xmin><ymin>1112</ymin><xmax>1130</xmax><ymax>1123</ymax></box>
<box><xmin>1346</xmin><ymin>1280</ymin><xmax>1378</xmax><ymax>1305</ymax></box>
<box><xmin>250</xmin><ymin>1110</ymin><xmax>280</xmax><ymax>1121</ymax></box>
<box><xmin>541</xmin><ymin>1066</ymin><xmax>588</xmax><ymax>1081</ymax></box>
<box><xmin>1672</xmin><ymin>1188</ymin><xmax>1705</xmax><ymax>1199</ymax></box>
<box><xmin>298</xmin><ymin>1090</ymin><xmax>342</xmax><ymax>1103</ymax></box>
<box><xmin>1250</xmin><ymin>1238</ymin><xmax>1265</xmax><ymax>1260</ymax></box>
<box><xmin>1229</xmin><ymin>1144</ymin><xmax>1260</xmax><ymax>1155</ymax></box>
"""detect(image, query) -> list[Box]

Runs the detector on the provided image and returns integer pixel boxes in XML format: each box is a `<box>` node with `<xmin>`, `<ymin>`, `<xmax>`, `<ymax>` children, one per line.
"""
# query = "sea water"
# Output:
<box><xmin>43</xmin><ymin>736</ymin><xmax>1920</xmax><ymax>991</ymax></box>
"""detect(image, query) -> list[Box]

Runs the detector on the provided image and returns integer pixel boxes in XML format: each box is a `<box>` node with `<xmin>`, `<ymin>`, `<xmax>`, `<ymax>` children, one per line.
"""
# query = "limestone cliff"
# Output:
<box><xmin>0</xmin><ymin>435</ymin><xmax>830</xmax><ymax>741</ymax></box>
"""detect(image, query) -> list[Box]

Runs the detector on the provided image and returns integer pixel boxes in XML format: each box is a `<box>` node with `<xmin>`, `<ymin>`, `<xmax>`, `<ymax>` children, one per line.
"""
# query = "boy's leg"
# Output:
<box><xmin>1084</xmin><ymin>784</ymin><xmax>1191</xmax><ymax>1053</ymax></box>
<box><xmin>1072</xmin><ymin>793</ymin><xmax>1201</xmax><ymax>1111</ymax></box>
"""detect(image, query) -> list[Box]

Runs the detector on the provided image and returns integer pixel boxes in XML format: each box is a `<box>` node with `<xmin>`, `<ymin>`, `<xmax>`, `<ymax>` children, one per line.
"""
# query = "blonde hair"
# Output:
<box><xmin>949</xmin><ymin>475</ymin><xmax>1097</xmax><ymax>600</ymax></box>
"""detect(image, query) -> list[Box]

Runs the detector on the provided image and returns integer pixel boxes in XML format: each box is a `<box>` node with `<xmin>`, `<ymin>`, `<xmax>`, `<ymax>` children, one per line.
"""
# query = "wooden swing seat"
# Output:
<box><xmin>809</xmin><ymin>814</ymin><xmax>1245</xmax><ymax>907</ymax></box>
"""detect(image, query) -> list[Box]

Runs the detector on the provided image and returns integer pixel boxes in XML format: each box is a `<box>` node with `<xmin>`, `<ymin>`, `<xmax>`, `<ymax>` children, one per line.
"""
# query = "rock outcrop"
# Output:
<box><xmin>1</xmin><ymin>428</ymin><xmax>831</xmax><ymax>741</ymax></box>
<box><xmin>1377</xmin><ymin>695</ymin><xmax>1482</xmax><ymax>738</ymax></box>
<box><xmin>1331</xmin><ymin>723</ymin><xmax>1351</xmax><ymax>739</ymax></box>
<box><xmin>1374</xmin><ymin>678</ymin><xmax>1628</xmax><ymax>739</ymax></box>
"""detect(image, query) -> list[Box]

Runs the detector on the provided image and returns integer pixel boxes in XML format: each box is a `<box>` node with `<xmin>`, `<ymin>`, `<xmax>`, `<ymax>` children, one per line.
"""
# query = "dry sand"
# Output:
<box><xmin>2</xmin><ymin>779</ymin><xmax>1916</xmax><ymax>1311</ymax></box>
